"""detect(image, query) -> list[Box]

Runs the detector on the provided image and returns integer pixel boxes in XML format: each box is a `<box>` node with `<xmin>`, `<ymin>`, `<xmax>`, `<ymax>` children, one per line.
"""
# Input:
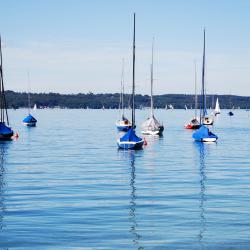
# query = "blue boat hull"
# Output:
<box><xmin>192</xmin><ymin>125</ymin><xmax>218</xmax><ymax>142</ymax></box>
<box><xmin>117</xmin><ymin>128</ymin><xmax>144</xmax><ymax>150</ymax></box>
<box><xmin>117</xmin><ymin>140</ymin><xmax>144</xmax><ymax>150</ymax></box>
<box><xmin>0</xmin><ymin>132</ymin><xmax>13</xmax><ymax>140</ymax></box>
<box><xmin>23</xmin><ymin>114</ymin><xmax>37</xmax><ymax>127</ymax></box>
<box><xmin>0</xmin><ymin>123</ymin><xmax>14</xmax><ymax>140</ymax></box>
<box><xmin>23</xmin><ymin>121</ymin><xmax>37</xmax><ymax>127</ymax></box>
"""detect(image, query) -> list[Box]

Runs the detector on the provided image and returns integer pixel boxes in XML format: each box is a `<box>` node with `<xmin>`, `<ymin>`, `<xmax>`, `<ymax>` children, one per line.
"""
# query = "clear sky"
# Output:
<box><xmin>1</xmin><ymin>0</ymin><xmax>250</xmax><ymax>95</ymax></box>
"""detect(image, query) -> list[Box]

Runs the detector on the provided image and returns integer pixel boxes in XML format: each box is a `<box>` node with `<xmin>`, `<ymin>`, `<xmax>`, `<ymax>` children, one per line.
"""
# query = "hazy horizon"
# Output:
<box><xmin>1</xmin><ymin>0</ymin><xmax>250</xmax><ymax>95</ymax></box>
<box><xmin>5</xmin><ymin>89</ymin><xmax>250</xmax><ymax>97</ymax></box>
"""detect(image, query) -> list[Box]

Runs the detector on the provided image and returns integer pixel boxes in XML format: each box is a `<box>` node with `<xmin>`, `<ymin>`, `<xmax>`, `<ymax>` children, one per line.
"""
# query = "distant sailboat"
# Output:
<box><xmin>199</xmin><ymin>57</ymin><xmax>214</xmax><ymax>125</ymax></box>
<box><xmin>117</xmin><ymin>13</ymin><xmax>144</xmax><ymax>150</ymax></box>
<box><xmin>228</xmin><ymin>93</ymin><xmax>234</xmax><ymax>116</ymax></box>
<box><xmin>141</xmin><ymin>38</ymin><xmax>164</xmax><ymax>136</ymax></box>
<box><xmin>202</xmin><ymin>99</ymin><xmax>213</xmax><ymax>126</ymax></box>
<box><xmin>33</xmin><ymin>104</ymin><xmax>37</xmax><ymax>110</ymax></box>
<box><xmin>213</xmin><ymin>97</ymin><xmax>221</xmax><ymax>116</ymax></box>
<box><xmin>202</xmin><ymin>93</ymin><xmax>214</xmax><ymax>125</ymax></box>
<box><xmin>116</xmin><ymin>59</ymin><xmax>132</xmax><ymax>131</ymax></box>
<box><xmin>193</xmin><ymin>29</ymin><xmax>218</xmax><ymax>142</ymax></box>
<box><xmin>184</xmin><ymin>105</ymin><xmax>188</xmax><ymax>110</ymax></box>
<box><xmin>23</xmin><ymin>73</ymin><xmax>37</xmax><ymax>126</ymax></box>
<box><xmin>185</xmin><ymin>60</ymin><xmax>200</xmax><ymax>129</ymax></box>
<box><xmin>0</xmin><ymin>37</ymin><xmax>15</xmax><ymax>139</ymax></box>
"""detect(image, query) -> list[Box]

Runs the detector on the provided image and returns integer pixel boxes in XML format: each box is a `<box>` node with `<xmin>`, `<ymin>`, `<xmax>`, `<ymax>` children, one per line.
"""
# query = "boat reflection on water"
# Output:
<box><xmin>0</xmin><ymin>141</ymin><xmax>10</xmax><ymax>231</ymax></box>
<box><xmin>194</xmin><ymin>141</ymin><xmax>208</xmax><ymax>248</ymax></box>
<box><xmin>118</xmin><ymin>150</ymin><xmax>144</xmax><ymax>249</ymax></box>
<box><xmin>143</xmin><ymin>133</ymin><xmax>163</xmax><ymax>149</ymax></box>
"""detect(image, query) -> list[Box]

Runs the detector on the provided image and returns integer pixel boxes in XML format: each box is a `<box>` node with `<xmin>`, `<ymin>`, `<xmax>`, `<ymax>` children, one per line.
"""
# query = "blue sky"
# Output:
<box><xmin>1</xmin><ymin>0</ymin><xmax>250</xmax><ymax>95</ymax></box>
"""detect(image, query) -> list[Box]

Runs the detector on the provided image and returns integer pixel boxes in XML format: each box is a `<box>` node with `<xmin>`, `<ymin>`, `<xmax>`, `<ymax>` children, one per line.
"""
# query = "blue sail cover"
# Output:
<box><xmin>0</xmin><ymin>122</ymin><xmax>13</xmax><ymax>135</ymax></box>
<box><xmin>120</xmin><ymin>128</ymin><xmax>142</xmax><ymax>142</ymax></box>
<box><xmin>192</xmin><ymin>125</ymin><xmax>218</xmax><ymax>141</ymax></box>
<box><xmin>23</xmin><ymin>114</ymin><xmax>37</xmax><ymax>123</ymax></box>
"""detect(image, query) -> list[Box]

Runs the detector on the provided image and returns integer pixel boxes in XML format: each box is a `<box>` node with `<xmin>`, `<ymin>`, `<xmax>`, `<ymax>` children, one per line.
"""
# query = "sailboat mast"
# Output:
<box><xmin>132</xmin><ymin>13</ymin><xmax>136</xmax><ymax>128</ymax></box>
<box><xmin>0</xmin><ymin>36</ymin><xmax>3</xmax><ymax>123</ymax></box>
<box><xmin>119</xmin><ymin>60</ymin><xmax>122</xmax><ymax>117</ymax></box>
<box><xmin>229</xmin><ymin>90</ymin><xmax>232</xmax><ymax>109</ymax></box>
<box><xmin>121</xmin><ymin>59</ymin><xmax>125</xmax><ymax>117</ymax></box>
<box><xmin>27</xmin><ymin>72</ymin><xmax>31</xmax><ymax>114</ymax></box>
<box><xmin>194</xmin><ymin>60</ymin><xmax>197</xmax><ymax>118</ymax></box>
<box><xmin>150</xmin><ymin>37</ymin><xmax>154</xmax><ymax>117</ymax></box>
<box><xmin>200</xmin><ymin>29</ymin><xmax>206</xmax><ymax>123</ymax></box>
<box><xmin>0</xmin><ymin>36</ymin><xmax>9</xmax><ymax>125</ymax></box>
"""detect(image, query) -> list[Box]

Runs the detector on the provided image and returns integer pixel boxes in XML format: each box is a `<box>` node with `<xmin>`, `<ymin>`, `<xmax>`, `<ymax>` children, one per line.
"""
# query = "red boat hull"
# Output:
<box><xmin>185</xmin><ymin>124</ymin><xmax>193</xmax><ymax>129</ymax></box>
<box><xmin>185</xmin><ymin>124</ymin><xmax>200</xmax><ymax>130</ymax></box>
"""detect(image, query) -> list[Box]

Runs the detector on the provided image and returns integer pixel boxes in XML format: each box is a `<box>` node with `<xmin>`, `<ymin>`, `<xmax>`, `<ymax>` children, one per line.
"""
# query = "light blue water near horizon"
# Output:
<box><xmin>0</xmin><ymin>108</ymin><xmax>250</xmax><ymax>249</ymax></box>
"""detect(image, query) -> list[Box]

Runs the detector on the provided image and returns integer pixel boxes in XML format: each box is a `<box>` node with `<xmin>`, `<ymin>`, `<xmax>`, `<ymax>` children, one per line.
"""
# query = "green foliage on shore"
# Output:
<box><xmin>5</xmin><ymin>90</ymin><xmax>250</xmax><ymax>109</ymax></box>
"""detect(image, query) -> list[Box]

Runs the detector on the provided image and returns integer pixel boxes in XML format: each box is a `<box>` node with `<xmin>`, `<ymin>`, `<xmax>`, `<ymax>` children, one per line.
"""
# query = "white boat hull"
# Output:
<box><xmin>201</xmin><ymin>137</ymin><xmax>217</xmax><ymax>142</ymax></box>
<box><xmin>141</xmin><ymin>130</ymin><xmax>160</xmax><ymax>135</ymax></box>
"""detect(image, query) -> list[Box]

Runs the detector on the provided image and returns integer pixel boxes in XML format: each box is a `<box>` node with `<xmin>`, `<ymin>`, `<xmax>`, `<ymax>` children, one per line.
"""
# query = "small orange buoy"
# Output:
<box><xmin>12</xmin><ymin>132</ymin><xmax>19</xmax><ymax>140</ymax></box>
<box><xmin>143</xmin><ymin>137</ymin><xmax>147</xmax><ymax>146</ymax></box>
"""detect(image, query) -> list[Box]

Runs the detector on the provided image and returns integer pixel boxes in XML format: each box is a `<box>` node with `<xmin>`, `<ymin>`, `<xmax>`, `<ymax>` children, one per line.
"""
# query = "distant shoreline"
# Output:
<box><xmin>5</xmin><ymin>90</ymin><xmax>250</xmax><ymax>109</ymax></box>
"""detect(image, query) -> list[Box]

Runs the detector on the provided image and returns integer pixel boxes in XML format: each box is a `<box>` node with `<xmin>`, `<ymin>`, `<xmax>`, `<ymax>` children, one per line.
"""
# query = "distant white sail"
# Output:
<box><xmin>33</xmin><ymin>104</ymin><xmax>37</xmax><ymax>110</ymax></box>
<box><xmin>214</xmin><ymin>98</ymin><xmax>220</xmax><ymax>115</ymax></box>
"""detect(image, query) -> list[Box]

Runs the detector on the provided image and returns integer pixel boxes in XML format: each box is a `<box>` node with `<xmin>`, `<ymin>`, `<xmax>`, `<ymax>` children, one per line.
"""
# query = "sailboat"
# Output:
<box><xmin>117</xmin><ymin>13</ymin><xmax>144</xmax><ymax>150</ymax></box>
<box><xmin>0</xmin><ymin>37</ymin><xmax>15</xmax><ymax>139</ymax></box>
<box><xmin>228</xmin><ymin>93</ymin><xmax>234</xmax><ymax>116</ymax></box>
<box><xmin>202</xmin><ymin>92</ymin><xmax>214</xmax><ymax>125</ymax></box>
<box><xmin>23</xmin><ymin>73</ymin><xmax>37</xmax><ymax>126</ymax></box>
<box><xmin>199</xmin><ymin>60</ymin><xmax>214</xmax><ymax>125</ymax></box>
<box><xmin>213</xmin><ymin>97</ymin><xmax>221</xmax><ymax>116</ymax></box>
<box><xmin>199</xmin><ymin>92</ymin><xmax>214</xmax><ymax>125</ymax></box>
<box><xmin>116</xmin><ymin>59</ymin><xmax>132</xmax><ymax>131</ymax></box>
<box><xmin>33</xmin><ymin>104</ymin><xmax>37</xmax><ymax>110</ymax></box>
<box><xmin>193</xmin><ymin>29</ymin><xmax>218</xmax><ymax>142</ymax></box>
<box><xmin>141</xmin><ymin>38</ymin><xmax>164</xmax><ymax>136</ymax></box>
<box><xmin>185</xmin><ymin>61</ymin><xmax>200</xmax><ymax>129</ymax></box>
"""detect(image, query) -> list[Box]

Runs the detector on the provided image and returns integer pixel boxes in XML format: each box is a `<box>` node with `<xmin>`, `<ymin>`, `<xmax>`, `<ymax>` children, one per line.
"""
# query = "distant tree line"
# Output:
<box><xmin>5</xmin><ymin>90</ymin><xmax>250</xmax><ymax>109</ymax></box>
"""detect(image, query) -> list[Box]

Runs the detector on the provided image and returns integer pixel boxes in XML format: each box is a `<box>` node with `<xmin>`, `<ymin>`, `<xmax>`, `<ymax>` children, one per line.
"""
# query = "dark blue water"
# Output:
<box><xmin>0</xmin><ymin>109</ymin><xmax>250</xmax><ymax>249</ymax></box>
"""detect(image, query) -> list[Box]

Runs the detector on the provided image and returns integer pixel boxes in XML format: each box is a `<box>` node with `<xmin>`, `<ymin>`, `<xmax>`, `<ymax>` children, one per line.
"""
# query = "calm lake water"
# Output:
<box><xmin>0</xmin><ymin>109</ymin><xmax>250</xmax><ymax>249</ymax></box>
